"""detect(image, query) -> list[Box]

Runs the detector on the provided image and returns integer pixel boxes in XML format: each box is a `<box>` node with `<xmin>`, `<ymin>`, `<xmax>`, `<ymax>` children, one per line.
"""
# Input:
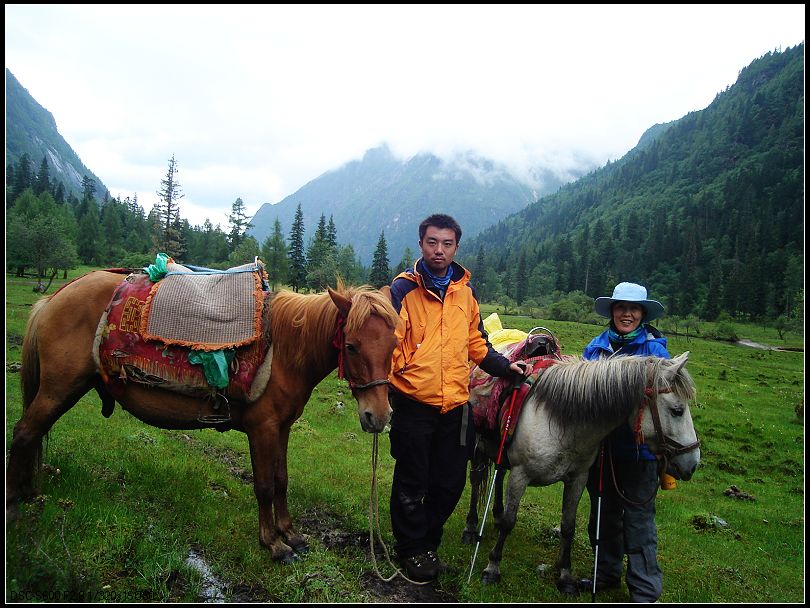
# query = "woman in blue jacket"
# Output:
<box><xmin>580</xmin><ymin>282</ymin><xmax>669</xmax><ymax>603</ymax></box>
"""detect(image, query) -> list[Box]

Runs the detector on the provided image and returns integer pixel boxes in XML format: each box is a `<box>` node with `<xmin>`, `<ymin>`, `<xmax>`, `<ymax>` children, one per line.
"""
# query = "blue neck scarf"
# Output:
<box><xmin>608</xmin><ymin>323</ymin><xmax>644</xmax><ymax>345</ymax></box>
<box><xmin>419</xmin><ymin>259</ymin><xmax>452</xmax><ymax>290</ymax></box>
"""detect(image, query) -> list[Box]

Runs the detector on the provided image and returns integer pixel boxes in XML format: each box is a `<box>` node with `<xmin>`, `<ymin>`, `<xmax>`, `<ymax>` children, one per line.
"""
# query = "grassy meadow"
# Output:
<box><xmin>5</xmin><ymin>270</ymin><xmax>805</xmax><ymax>603</ymax></box>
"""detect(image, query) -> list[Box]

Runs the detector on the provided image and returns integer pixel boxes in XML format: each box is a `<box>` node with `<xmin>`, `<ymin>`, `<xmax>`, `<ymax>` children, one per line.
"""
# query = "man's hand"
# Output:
<box><xmin>509</xmin><ymin>361</ymin><xmax>530</xmax><ymax>377</ymax></box>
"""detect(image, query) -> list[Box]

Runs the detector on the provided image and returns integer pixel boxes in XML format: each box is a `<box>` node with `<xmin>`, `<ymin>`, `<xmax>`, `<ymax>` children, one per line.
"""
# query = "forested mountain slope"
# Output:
<box><xmin>462</xmin><ymin>44</ymin><xmax>804</xmax><ymax>321</ymax></box>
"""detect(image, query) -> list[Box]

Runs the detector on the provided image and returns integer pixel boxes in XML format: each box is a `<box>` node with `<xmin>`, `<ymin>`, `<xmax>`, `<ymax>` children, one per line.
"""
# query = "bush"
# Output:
<box><xmin>543</xmin><ymin>290</ymin><xmax>594</xmax><ymax>323</ymax></box>
<box><xmin>118</xmin><ymin>252</ymin><xmax>154</xmax><ymax>269</ymax></box>
<box><xmin>714</xmin><ymin>321</ymin><xmax>739</xmax><ymax>342</ymax></box>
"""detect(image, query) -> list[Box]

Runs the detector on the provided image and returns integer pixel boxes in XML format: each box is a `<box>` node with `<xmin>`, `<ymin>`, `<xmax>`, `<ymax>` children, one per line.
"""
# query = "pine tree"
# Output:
<box><xmin>368</xmin><ymin>231</ymin><xmax>391</xmax><ymax>288</ymax></box>
<box><xmin>471</xmin><ymin>245</ymin><xmax>489</xmax><ymax>301</ymax></box>
<box><xmin>53</xmin><ymin>181</ymin><xmax>65</xmax><ymax>204</ymax></box>
<box><xmin>306</xmin><ymin>214</ymin><xmax>333</xmax><ymax>290</ymax></box>
<box><xmin>326</xmin><ymin>215</ymin><xmax>338</xmax><ymax>252</ymax></box>
<box><xmin>515</xmin><ymin>253</ymin><xmax>528</xmax><ymax>305</ymax></box>
<box><xmin>100</xmin><ymin>199</ymin><xmax>124</xmax><ymax>263</ymax></box>
<box><xmin>227</xmin><ymin>197</ymin><xmax>253</xmax><ymax>253</ymax></box>
<box><xmin>154</xmin><ymin>155</ymin><xmax>184</xmax><ymax>257</ymax></box>
<box><xmin>34</xmin><ymin>157</ymin><xmax>51</xmax><ymax>195</ymax></box>
<box><xmin>287</xmin><ymin>203</ymin><xmax>307</xmax><ymax>292</ymax></box>
<box><xmin>168</xmin><ymin>216</ymin><xmax>188</xmax><ymax>261</ymax></box>
<box><xmin>76</xmin><ymin>198</ymin><xmax>101</xmax><ymax>264</ymax></box>
<box><xmin>261</xmin><ymin>218</ymin><xmax>288</xmax><ymax>290</ymax></box>
<box><xmin>6</xmin><ymin>162</ymin><xmax>15</xmax><ymax>200</ymax></box>
<box><xmin>81</xmin><ymin>175</ymin><xmax>97</xmax><ymax>201</ymax></box>
<box><xmin>336</xmin><ymin>244</ymin><xmax>362</xmax><ymax>285</ymax></box>
<box><xmin>393</xmin><ymin>246</ymin><xmax>415</xmax><ymax>276</ymax></box>
<box><xmin>10</xmin><ymin>153</ymin><xmax>33</xmax><ymax>203</ymax></box>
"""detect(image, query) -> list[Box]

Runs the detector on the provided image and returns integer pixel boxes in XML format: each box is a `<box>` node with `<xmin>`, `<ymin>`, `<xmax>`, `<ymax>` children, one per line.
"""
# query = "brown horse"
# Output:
<box><xmin>6</xmin><ymin>270</ymin><xmax>399</xmax><ymax>564</ymax></box>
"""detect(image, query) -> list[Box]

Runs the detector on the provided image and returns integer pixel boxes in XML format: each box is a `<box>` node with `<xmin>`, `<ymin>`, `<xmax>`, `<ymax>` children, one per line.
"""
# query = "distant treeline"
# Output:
<box><xmin>5</xmin><ymin>155</ymin><xmax>406</xmax><ymax>293</ymax></box>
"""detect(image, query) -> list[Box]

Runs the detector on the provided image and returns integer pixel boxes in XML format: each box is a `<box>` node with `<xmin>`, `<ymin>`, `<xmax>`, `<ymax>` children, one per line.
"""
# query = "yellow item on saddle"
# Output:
<box><xmin>483</xmin><ymin>313</ymin><xmax>528</xmax><ymax>352</ymax></box>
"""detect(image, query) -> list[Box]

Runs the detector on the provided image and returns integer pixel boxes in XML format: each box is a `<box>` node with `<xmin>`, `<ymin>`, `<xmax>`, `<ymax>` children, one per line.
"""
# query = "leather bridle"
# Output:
<box><xmin>640</xmin><ymin>360</ymin><xmax>701</xmax><ymax>463</ymax></box>
<box><xmin>610</xmin><ymin>362</ymin><xmax>700</xmax><ymax>505</ymax></box>
<box><xmin>643</xmin><ymin>385</ymin><xmax>701</xmax><ymax>462</ymax></box>
<box><xmin>332</xmin><ymin>314</ymin><xmax>391</xmax><ymax>392</ymax></box>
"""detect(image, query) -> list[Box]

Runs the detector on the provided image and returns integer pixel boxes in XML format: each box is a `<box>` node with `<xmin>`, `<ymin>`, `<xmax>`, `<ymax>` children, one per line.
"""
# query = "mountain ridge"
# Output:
<box><xmin>246</xmin><ymin>143</ymin><xmax>593</xmax><ymax>265</ymax></box>
<box><xmin>5</xmin><ymin>68</ymin><xmax>108</xmax><ymax>202</ymax></box>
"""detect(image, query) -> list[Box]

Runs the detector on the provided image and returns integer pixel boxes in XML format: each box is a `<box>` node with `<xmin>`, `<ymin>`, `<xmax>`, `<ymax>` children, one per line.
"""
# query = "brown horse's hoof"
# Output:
<box><xmin>481</xmin><ymin>570</ymin><xmax>501</xmax><ymax>585</ymax></box>
<box><xmin>281</xmin><ymin>532</ymin><xmax>309</xmax><ymax>555</ymax></box>
<box><xmin>290</xmin><ymin>541</ymin><xmax>310</xmax><ymax>556</ymax></box>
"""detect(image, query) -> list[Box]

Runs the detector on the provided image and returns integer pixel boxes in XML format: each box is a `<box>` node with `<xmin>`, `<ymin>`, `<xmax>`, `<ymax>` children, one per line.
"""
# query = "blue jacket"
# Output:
<box><xmin>583</xmin><ymin>325</ymin><xmax>670</xmax><ymax>460</ymax></box>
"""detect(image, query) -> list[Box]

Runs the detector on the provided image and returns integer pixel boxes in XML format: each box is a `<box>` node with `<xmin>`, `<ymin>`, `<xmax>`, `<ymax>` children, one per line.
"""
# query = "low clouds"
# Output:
<box><xmin>5</xmin><ymin>4</ymin><xmax>804</xmax><ymax>226</ymax></box>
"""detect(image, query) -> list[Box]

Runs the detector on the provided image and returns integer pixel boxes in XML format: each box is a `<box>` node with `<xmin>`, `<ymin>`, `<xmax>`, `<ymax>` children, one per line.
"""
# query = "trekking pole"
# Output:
<box><xmin>467</xmin><ymin>366</ymin><xmax>526</xmax><ymax>584</ymax></box>
<box><xmin>591</xmin><ymin>442</ymin><xmax>605</xmax><ymax>602</ymax></box>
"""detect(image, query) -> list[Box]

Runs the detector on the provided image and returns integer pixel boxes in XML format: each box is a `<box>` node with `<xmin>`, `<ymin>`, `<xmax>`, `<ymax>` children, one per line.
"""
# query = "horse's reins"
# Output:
<box><xmin>332</xmin><ymin>314</ymin><xmax>391</xmax><ymax>391</ymax></box>
<box><xmin>334</xmin><ymin>313</ymin><xmax>427</xmax><ymax>584</ymax></box>
<box><xmin>609</xmin><ymin>362</ymin><xmax>701</xmax><ymax>505</ymax></box>
<box><xmin>368</xmin><ymin>433</ymin><xmax>433</xmax><ymax>585</ymax></box>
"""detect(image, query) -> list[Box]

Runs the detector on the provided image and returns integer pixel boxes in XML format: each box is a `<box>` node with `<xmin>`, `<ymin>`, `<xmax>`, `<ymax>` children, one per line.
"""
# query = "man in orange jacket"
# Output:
<box><xmin>387</xmin><ymin>213</ymin><xmax>528</xmax><ymax>582</ymax></box>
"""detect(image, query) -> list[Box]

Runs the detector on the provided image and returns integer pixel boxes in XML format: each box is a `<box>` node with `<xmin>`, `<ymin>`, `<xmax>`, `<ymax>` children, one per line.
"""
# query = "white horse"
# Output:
<box><xmin>462</xmin><ymin>352</ymin><xmax>700</xmax><ymax>594</ymax></box>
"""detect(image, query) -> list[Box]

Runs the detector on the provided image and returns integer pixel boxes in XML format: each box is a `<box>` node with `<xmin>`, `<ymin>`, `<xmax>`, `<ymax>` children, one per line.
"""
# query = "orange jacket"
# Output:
<box><xmin>389</xmin><ymin>260</ymin><xmax>513</xmax><ymax>413</ymax></box>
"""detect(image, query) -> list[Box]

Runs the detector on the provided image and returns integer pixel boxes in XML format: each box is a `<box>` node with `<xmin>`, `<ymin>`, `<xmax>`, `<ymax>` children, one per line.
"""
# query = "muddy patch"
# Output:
<box><xmin>168</xmin><ymin>433</ymin><xmax>457</xmax><ymax>602</ymax></box>
<box><xmin>297</xmin><ymin>509</ymin><xmax>459</xmax><ymax>603</ymax></box>
<box><xmin>360</xmin><ymin>571</ymin><xmax>458</xmax><ymax>603</ymax></box>
<box><xmin>298</xmin><ymin>509</ymin><xmax>369</xmax><ymax>551</ymax></box>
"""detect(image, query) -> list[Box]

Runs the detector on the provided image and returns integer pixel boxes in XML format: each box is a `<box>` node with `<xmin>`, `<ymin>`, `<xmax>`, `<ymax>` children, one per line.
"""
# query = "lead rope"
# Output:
<box><xmin>368</xmin><ymin>433</ymin><xmax>431</xmax><ymax>585</ymax></box>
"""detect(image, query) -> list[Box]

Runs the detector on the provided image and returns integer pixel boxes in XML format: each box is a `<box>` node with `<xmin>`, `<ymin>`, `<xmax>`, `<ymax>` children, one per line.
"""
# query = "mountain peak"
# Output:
<box><xmin>247</xmin><ymin>144</ymin><xmax>583</xmax><ymax>265</ymax></box>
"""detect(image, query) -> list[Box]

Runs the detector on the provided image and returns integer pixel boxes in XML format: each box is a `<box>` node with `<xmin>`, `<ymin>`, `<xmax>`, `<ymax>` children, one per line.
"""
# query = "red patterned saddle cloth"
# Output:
<box><xmin>469</xmin><ymin>333</ymin><xmax>566</xmax><ymax>436</ymax></box>
<box><xmin>96</xmin><ymin>272</ymin><xmax>271</xmax><ymax>402</ymax></box>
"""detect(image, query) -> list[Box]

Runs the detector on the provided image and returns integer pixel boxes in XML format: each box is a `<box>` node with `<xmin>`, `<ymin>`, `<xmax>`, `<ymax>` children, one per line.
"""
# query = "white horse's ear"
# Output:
<box><xmin>328</xmin><ymin>287</ymin><xmax>352</xmax><ymax>318</ymax></box>
<box><xmin>667</xmin><ymin>351</ymin><xmax>690</xmax><ymax>377</ymax></box>
<box><xmin>379</xmin><ymin>285</ymin><xmax>392</xmax><ymax>302</ymax></box>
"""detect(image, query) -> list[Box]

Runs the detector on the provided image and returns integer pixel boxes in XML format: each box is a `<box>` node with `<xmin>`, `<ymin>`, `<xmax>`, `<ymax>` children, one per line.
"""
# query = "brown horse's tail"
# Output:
<box><xmin>20</xmin><ymin>296</ymin><xmax>51</xmax><ymax>468</ymax></box>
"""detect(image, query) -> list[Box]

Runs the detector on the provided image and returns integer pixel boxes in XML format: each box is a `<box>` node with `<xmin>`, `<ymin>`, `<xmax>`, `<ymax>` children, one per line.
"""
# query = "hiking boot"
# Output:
<box><xmin>399</xmin><ymin>552</ymin><xmax>439</xmax><ymax>582</ymax></box>
<box><xmin>424</xmin><ymin>550</ymin><xmax>448</xmax><ymax>574</ymax></box>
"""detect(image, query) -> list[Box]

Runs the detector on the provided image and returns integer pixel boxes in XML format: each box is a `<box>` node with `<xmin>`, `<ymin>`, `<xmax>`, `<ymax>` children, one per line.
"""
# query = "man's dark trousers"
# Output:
<box><xmin>389</xmin><ymin>391</ymin><xmax>474</xmax><ymax>559</ymax></box>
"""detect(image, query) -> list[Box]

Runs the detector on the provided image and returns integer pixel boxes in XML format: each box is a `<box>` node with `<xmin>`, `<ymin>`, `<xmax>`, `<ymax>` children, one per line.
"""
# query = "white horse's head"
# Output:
<box><xmin>635</xmin><ymin>351</ymin><xmax>701</xmax><ymax>480</ymax></box>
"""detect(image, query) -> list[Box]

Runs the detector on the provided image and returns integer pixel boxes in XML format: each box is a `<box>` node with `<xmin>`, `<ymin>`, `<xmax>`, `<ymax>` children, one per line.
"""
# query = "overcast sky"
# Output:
<box><xmin>5</xmin><ymin>4</ymin><xmax>805</xmax><ymax>228</ymax></box>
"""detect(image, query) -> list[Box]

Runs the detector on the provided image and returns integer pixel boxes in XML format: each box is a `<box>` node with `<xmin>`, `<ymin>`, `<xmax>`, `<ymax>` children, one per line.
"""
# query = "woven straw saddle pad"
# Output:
<box><xmin>95</xmin><ymin>267</ymin><xmax>272</xmax><ymax>403</ymax></box>
<box><xmin>141</xmin><ymin>261</ymin><xmax>265</xmax><ymax>350</ymax></box>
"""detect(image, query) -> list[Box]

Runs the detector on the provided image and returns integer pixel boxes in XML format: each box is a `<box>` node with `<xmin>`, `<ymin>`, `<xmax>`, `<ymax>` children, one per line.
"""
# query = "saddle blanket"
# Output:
<box><xmin>95</xmin><ymin>273</ymin><xmax>272</xmax><ymax>403</ymax></box>
<box><xmin>142</xmin><ymin>261</ymin><xmax>266</xmax><ymax>351</ymax></box>
<box><xmin>469</xmin><ymin>333</ymin><xmax>566</xmax><ymax>435</ymax></box>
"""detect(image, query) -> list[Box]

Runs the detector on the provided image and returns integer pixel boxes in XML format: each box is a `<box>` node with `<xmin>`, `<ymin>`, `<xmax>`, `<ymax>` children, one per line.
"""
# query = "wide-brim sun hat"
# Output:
<box><xmin>594</xmin><ymin>282</ymin><xmax>665</xmax><ymax>322</ymax></box>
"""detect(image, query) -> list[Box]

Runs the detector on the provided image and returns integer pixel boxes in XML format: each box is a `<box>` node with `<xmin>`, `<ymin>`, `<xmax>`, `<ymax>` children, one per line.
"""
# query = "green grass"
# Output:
<box><xmin>5</xmin><ymin>270</ymin><xmax>805</xmax><ymax>602</ymax></box>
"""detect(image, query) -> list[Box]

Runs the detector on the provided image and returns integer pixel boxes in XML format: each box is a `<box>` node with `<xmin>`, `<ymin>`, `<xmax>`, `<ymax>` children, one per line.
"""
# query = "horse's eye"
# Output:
<box><xmin>345</xmin><ymin>343</ymin><xmax>358</xmax><ymax>354</ymax></box>
<box><xmin>670</xmin><ymin>407</ymin><xmax>684</xmax><ymax>417</ymax></box>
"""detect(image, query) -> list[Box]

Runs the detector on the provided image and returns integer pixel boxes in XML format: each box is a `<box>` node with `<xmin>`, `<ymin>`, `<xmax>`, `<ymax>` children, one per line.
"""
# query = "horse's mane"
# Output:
<box><xmin>270</xmin><ymin>283</ymin><xmax>399</xmax><ymax>370</ymax></box>
<box><xmin>534</xmin><ymin>355</ymin><xmax>696</xmax><ymax>427</ymax></box>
